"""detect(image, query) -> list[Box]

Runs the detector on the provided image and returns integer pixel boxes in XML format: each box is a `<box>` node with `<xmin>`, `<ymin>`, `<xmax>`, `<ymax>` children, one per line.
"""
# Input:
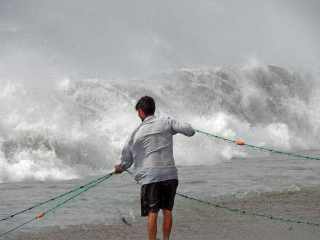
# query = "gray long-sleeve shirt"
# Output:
<box><xmin>120</xmin><ymin>115</ymin><xmax>195</xmax><ymax>185</ymax></box>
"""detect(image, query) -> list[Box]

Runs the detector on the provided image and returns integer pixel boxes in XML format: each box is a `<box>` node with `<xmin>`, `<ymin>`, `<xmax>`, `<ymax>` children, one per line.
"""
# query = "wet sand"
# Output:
<box><xmin>14</xmin><ymin>186</ymin><xmax>320</xmax><ymax>240</ymax></box>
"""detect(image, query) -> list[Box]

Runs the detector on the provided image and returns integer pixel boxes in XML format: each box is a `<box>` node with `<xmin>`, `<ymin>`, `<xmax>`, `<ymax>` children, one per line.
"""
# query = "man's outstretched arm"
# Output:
<box><xmin>169</xmin><ymin>117</ymin><xmax>195</xmax><ymax>137</ymax></box>
<box><xmin>114</xmin><ymin>137</ymin><xmax>133</xmax><ymax>174</ymax></box>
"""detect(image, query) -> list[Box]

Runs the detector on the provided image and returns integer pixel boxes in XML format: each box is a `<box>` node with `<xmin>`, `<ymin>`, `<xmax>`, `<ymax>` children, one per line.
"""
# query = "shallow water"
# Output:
<box><xmin>2</xmin><ymin>152</ymin><xmax>320</xmax><ymax>237</ymax></box>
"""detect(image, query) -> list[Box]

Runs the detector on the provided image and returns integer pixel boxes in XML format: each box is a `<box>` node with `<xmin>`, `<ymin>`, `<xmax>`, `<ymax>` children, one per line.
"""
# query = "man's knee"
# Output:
<box><xmin>162</xmin><ymin>209</ymin><xmax>172</xmax><ymax>215</ymax></box>
<box><xmin>148</xmin><ymin>211</ymin><xmax>158</xmax><ymax>221</ymax></box>
<box><xmin>162</xmin><ymin>209</ymin><xmax>172</xmax><ymax>217</ymax></box>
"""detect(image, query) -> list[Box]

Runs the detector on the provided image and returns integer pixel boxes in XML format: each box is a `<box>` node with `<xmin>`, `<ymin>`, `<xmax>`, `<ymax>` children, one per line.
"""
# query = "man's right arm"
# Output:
<box><xmin>115</xmin><ymin>136</ymin><xmax>134</xmax><ymax>173</ymax></box>
<box><xmin>168</xmin><ymin>117</ymin><xmax>195</xmax><ymax>137</ymax></box>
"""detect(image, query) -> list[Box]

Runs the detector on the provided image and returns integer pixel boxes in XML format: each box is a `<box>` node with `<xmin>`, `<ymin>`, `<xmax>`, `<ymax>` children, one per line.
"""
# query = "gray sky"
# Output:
<box><xmin>0</xmin><ymin>0</ymin><xmax>319</xmax><ymax>79</ymax></box>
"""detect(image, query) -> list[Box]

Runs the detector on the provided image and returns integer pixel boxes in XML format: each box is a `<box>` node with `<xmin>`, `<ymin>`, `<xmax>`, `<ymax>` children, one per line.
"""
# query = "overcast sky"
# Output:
<box><xmin>0</xmin><ymin>0</ymin><xmax>319</xmax><ymax>79</ymax></box>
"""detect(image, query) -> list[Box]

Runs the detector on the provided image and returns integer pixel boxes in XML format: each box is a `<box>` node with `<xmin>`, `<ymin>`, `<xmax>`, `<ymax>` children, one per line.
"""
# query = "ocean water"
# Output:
<box><xmin>2</xmin><ymin>153</ymin><xmax>320</xmax><ymax>236</ymax></box>
<box><xmin>1</xmin><ymin>64</ymin><xmax>320</xmax><ymax>236</ymax></box>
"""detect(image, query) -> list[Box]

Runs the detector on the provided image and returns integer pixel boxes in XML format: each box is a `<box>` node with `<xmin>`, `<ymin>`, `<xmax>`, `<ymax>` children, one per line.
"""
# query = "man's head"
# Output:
<box><xmin>135</xmin><ymin>96</ymin><xmax>155</xmax><ymax>121</ymax></box>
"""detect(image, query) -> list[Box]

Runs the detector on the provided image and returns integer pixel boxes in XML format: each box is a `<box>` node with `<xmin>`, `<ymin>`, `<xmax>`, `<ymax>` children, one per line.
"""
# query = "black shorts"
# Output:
<box><xmin>140</xmin><ymin>179</ymin><xmax>178</xmax><ymax>217</ymax></box>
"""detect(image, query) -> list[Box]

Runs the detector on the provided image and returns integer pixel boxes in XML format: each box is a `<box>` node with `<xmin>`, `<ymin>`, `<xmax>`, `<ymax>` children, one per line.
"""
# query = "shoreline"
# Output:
<box><xmin>14</xmin><ymin>186</ymin><xmax>320</xmax><ymax>240</ymax></box>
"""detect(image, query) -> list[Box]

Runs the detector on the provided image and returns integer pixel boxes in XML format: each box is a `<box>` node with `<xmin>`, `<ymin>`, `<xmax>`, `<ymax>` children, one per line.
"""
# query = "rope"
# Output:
<box><xmin>125</xmin><ymin>170</ymin><xmax>320</xmax><ymax>228</ymax></box>
<box><xmin>42</xmin><ymin>172</ymin><xmax>114</xmax><ymax>217</ymax></box>
<box><xmin>0</xmin><ymin>218</ymin><xmax>37</xmax><ymax>239</ymax></box>
<box><xmin>0</xmin><ymin>173</ymin><xmax>112</xmax><ymax>223</ymax></box>
<box><xmin>176</xmin><ymin>192</ymin><xmax>320</xmax><ymax>227</ymax></box>
<box><xmin>195</xmin><ymin>129</ymin><xmax>320</xmax><ymax>161</ymax></box>
<box><xmin>0</xmin><ymin>172</ymin><xmax>114</xmax><ymax>239</ymax></box>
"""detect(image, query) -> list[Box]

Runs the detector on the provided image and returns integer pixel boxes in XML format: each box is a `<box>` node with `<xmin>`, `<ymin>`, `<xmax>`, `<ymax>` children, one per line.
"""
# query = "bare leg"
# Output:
<box><xmin>162</xmin><ymin>209</ymin><xmax>173</xmax><ymax>240</ymax></box>
<box><xmin>148</xmin><ymin>212</ymin><xmax>158</xmax><ymax>240</ymax></box>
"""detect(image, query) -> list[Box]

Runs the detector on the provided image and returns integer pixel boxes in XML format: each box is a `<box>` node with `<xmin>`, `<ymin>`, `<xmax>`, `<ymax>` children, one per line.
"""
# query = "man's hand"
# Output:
<box><xmin>114</xmin><ymin>164</ymin><xmax>124</xmax><ymax>174</ymax></box>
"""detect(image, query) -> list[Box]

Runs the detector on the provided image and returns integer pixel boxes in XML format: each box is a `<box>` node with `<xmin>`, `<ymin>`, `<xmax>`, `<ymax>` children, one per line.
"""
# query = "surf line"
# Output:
<box><xmin>195</xmin><ymin>129</ymin><xmax>320</xmax><ymax>161</ymax></box>
<box><xmin>0</xmin><ymin>172</ymin><xmax>115</xmax><ymax>239</ymax></box>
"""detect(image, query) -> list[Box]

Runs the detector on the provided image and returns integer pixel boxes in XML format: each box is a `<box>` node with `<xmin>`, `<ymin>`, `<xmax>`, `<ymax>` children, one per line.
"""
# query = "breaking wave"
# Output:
<box><xmin>0</xmin><ymin>64</ymin><xmax>319</xmax><ymax>182</ymax></box>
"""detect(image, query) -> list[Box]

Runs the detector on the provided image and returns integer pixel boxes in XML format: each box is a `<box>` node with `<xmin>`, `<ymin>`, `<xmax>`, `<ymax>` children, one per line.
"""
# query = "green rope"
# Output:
<box><xmin>125</xmin><ymin>170</ymin><xmax>320</xmax><ymax>228</ymax></box>
<box><xmin>43</xmin><ymin>172</ymin><xmax>114</xmax><ymax>216</ymax></box>
<box><xmin>176</xmin><ymin>192</ymin><xmax>320</xmax><ymax>227</ymax></box>
<box><xmin>0</xmin><ymin>218</ymin><xmax>37</xmax><ymax>239</ymax></box>
<box><xmin>195</xmin><ymin>129</ymin><xmax>320</xmax><ymax>161</ymax></box>
<box><xmin>0</xmin><ymin>172</ymin><xmax>114</xmax><ymax>239</ymax></box>
<box><xmin>0</xmin><ymin>173</ymin><xmax>112</xmax><ymax>223</ymax></box>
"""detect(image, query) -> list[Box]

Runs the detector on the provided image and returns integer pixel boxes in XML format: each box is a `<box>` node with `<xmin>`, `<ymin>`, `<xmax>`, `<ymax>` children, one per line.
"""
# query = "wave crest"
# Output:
<box><xmin>0</xmin><ymin>65</ymin><xmax>319</xmax><ymax>182</ymax></box>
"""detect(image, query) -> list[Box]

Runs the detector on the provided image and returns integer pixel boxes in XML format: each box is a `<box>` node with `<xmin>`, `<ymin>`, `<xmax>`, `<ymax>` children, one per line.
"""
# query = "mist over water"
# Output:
<box><xmin>1</xmin><ymin>0</ymin><xmax>320</xmax><ymax>77</ymax></box>
<box><xmin>1</xmin><ymin>1</ymin><xmax>320</xmax><ymax>182</ymax></box>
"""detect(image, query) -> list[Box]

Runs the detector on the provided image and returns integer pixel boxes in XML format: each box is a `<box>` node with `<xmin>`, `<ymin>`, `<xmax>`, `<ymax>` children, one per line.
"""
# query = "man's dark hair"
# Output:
<box><xmin>135</xmin><ymin>96</ymin><xmax>155</xmax><ymax>116</ymax></box>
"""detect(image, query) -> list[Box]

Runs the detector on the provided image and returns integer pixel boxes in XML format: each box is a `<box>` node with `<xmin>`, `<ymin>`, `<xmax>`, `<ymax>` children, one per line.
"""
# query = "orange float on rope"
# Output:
<box><xmin>235</xmin><ymin>139</ymin><xmax>245</xmax><ymax>145</ymax></box>
<box><xmin>36</xmin><ymin>212</ymin><xmax>45</xmax><ymax>219</ymax></box>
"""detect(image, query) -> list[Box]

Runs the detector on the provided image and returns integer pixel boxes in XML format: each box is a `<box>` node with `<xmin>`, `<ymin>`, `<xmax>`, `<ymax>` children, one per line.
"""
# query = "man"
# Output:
<box><xmin>114</xmin><ymin>96</ymin><xmax>195</xmax><ymax>240</ymax></box>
